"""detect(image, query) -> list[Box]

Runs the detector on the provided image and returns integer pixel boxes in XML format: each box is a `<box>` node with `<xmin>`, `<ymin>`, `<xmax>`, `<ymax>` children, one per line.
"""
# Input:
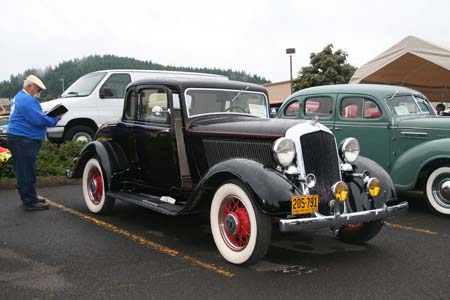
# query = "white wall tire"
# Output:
<box><xmin>425</xmin><ymin>167</ymin><xmax>450</xmax><ymax>215</ymax></box>
<box><xmin>210</xmin><ymin>180</ymin><xmax>271</xmax><ymax>265</ymax></box>
<box><xmin>82</xmin><ymin>158</ymin><xmax>114</xmax><ymax>214</ymax></box>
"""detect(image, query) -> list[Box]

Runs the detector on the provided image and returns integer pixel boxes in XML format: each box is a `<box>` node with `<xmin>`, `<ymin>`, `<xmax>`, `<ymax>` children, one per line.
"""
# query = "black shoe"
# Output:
<box><xmin>23</xmin><ymin>202</ymin><xmax>50</xmax><ymax>211</ymax></box>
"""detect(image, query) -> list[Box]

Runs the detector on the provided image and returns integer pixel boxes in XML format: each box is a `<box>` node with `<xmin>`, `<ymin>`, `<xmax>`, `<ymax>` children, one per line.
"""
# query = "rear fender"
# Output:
<box><xmin>71</xmin><ymin>141</ymin><xmax>129</xmax><ymax>190</ymax></box>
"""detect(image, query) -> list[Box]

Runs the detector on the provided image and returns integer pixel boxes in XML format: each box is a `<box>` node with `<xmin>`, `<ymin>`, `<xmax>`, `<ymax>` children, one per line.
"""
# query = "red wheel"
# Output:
<box><xmin>210</xmin><ymin>180</ymin><xmax>271</xmax><ymax>265</ymax></box>
<box><xmin>82</xmin><ymin>158</ymin><xmax>115</xmax><ymax>214</ymax></box>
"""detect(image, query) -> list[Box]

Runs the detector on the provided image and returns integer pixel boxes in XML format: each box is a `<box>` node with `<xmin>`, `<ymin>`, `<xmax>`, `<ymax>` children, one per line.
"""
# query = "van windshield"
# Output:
<box><xmin>61</xmin><ymin>72</ymin><xmax>107</xmax><ymax>98</ymax></box>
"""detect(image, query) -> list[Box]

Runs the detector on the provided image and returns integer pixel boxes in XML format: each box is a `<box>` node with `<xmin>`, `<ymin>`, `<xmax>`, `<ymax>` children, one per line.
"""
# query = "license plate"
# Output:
<box><xmin>291</xmin><ymin>195</ymin><xmax>319</xmax><ymax>215</ymax></box>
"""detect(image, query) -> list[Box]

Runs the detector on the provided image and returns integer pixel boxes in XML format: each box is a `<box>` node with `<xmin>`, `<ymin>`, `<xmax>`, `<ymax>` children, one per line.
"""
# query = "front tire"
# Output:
<box><xmin>210</xmin><ymin>180</ymin><xmax>271</xmax><ymax>265</ymax></box>
<box><xmin>82</xmin><ymin>158</ymin><xmax>115</xmax><ymax>214</ymax></box>
<box><xmin>425</xmin><ymin>167</ymin><xmax>450</xmax><ymax>215</ymax></box>
<box><xmin>336</xmin><ymin>221</ymin><xmax>383</xmax><ymax>244</ymax></box>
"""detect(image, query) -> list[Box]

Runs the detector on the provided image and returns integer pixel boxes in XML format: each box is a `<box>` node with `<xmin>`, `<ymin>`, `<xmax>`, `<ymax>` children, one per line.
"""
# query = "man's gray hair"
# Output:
<box><xmin>23</xmin><ymin>79</ymin><xmax>33</xmax><ymax>88</ymax></box>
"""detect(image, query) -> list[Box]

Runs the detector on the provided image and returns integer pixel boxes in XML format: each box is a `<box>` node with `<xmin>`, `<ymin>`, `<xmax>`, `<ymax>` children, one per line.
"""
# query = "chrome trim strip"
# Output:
<box><xmin>400</xmin><ymin>131</ymin><xmax>428</xmax><ymax>138</ymax></box>
<box><xmin>279</xmin><ymin>201</ymin><xmax>408</xmax><ymax>232</ymax></box>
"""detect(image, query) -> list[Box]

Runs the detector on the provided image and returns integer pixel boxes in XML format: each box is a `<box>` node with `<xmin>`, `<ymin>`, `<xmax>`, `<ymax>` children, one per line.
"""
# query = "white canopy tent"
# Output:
<box><xmin>350</xmin><ymin>36</ymin><xmax>450</xmax><ymax>102</ymax></box>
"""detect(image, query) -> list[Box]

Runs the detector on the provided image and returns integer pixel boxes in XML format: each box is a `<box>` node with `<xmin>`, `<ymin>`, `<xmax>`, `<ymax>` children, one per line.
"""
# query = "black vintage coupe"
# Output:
<box><xmin>69</xmin><ymin>78</ymin><xmax>408</xmax><ymax>265</ymax></box>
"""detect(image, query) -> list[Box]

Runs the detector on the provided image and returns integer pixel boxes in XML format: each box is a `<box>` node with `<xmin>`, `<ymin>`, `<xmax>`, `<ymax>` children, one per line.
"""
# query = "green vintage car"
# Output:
<box><xmin>278</xmin><ymin>84</ymin><xmax>450</xmax><ymax>215</ymax></box>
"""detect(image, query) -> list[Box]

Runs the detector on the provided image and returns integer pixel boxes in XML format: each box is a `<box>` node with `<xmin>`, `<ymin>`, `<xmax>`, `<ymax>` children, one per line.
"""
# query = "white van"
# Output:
<box><xmin>41</xmin><ymin>70</ymin><xmax>228</xmax><ymax>142</ymax></box>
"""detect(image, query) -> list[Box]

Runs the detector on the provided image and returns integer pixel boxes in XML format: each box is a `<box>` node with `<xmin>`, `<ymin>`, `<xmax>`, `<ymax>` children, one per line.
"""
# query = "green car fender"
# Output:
<box><xmin>390</xmin><ymin>138</ymin><xmax>450</xmax><ymax>190</ymax></box>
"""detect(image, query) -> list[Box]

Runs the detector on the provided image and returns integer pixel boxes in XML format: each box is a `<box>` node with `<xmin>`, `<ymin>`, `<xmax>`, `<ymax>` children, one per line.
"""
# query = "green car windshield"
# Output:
<box><xmin>387</xmin><ymin>95</ymin><xmax>435</xmax><ymax>116</ymax></box>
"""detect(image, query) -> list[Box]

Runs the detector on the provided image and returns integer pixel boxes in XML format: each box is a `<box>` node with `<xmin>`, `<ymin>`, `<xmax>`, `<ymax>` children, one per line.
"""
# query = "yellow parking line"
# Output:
<box><xmin>42</xmin><ymin>197</ymin><xmax>235</xmax><ymax>277</ymax></box>
<box><xmin>385</xmin><ymin>222</ymin><xmax>438</xmax><ymax>235</ymax></box>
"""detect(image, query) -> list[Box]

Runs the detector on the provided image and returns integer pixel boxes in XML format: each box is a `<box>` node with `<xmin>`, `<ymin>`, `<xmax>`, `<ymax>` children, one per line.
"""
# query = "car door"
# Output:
<box><xmin>333</xmin><ymin>94</ymin><xmax>391</xmax><ymax>170</ymax></box>
<box><xmin>133</xmin><ymin>85</ymin><xmax>181</xmax><ymax>191</ymax></box>
<box><xmin>98</xmin><ymin>73</ymin><xmax>132</xmax><ymax>124</ymax></box>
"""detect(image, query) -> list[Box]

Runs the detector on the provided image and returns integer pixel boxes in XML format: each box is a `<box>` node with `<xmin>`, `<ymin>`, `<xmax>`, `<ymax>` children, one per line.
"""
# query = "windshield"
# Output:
<box><xmin>185</xmin><ymin>89</ymin><xmax>268</xmax><ymax>118</ymax></box>
<box><xmin>61</xmin><ymin>72</ymin><xmax>107</xmax><ymax>97</ymax></box>
<box><xmin>387</xmin><ymin>95</ymin><xmax>435</xmax><ymax>116</ymax></box>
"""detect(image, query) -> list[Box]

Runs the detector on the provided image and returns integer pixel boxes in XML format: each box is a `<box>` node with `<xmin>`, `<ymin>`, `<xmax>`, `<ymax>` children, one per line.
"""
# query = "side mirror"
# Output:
<box><xmin>99</xmin><ymin>91</ymin><xmax>105</xmax><ymax>99</ymax></box>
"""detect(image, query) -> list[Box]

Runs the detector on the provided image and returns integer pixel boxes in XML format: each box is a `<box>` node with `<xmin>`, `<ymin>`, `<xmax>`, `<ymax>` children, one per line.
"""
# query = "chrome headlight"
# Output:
<box><xmin>339</xmin><ymin>138</ymin><xmax>360</xmax><ymax>163</ymax></box>
<box><xmin>273</xmin><ymin>137</ymin><xmax>296</xmax><ymax>167</ymax></box>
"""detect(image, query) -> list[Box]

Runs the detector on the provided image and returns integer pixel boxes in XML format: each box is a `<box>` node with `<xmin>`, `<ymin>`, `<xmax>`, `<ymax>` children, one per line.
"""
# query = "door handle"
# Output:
<box><xmin>334</xmin><ymin>127</ymin><xmax>342</xmax><ymax>131</ymax></box>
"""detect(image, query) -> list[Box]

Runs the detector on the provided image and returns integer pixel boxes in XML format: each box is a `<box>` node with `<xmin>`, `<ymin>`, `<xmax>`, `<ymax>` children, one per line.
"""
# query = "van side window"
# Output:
<box><xmin>100</xmin><ymin>74</ymin><xmax>131</xmax><ymax>98</ymax></box>
<box><xmin>138</xmin><ymin>89</ymin><xmax>169</xmax><ymax>124</ymax></box>
<box><xmin>304</xmin><ymin>97</ymin><xmax>334</xmax><ymax>117</ymax></box>
<box><xmin>282</xmin><ymin>100</ymin><xmax>300</xmax><ymax>118</ymax></box>
<box><xmin>340</xmin><ymin>97</ymin><xmax>382</xmax><ymax>119</ymax></box>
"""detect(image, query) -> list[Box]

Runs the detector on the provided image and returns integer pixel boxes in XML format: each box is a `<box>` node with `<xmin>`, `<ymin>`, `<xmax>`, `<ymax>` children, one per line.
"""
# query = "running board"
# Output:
<box><xmin>107</xmin><ymin>191</ymin><xmax>184</xmax><ymax>216</ymax></box>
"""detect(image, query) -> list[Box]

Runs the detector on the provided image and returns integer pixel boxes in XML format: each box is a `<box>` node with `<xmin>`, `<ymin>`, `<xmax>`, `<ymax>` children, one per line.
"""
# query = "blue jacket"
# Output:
<box><xmin>7</xmin><ymin>90</ymin><xmax>58</xmax><ymax>140</ymax></box>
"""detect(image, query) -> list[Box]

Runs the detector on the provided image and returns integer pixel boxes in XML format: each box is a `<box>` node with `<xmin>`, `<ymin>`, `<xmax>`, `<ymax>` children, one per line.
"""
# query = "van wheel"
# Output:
<box><xmin>82</xmin><ymin>158</ymin><xmax>115</xmax><ymax>214</ymax></box>
<box><xmin>64</xmin><ymin>125</ymin><xmax>95</xmax><ymax>142</ymax></box>
<box><xmin>210</xmin><ymin>180</ymin><xmax>271</xmax><ymax>265</ymax></box>
<box><xmin>425</xmin><ymin>167</ymin><xmax>450</xmax><ymax>215</ymax></box>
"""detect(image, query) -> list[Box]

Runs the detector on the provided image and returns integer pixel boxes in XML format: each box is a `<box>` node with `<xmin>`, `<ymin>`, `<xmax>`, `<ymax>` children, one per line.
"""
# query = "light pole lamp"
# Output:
<box><xmin>286</xmin><ymin>48</ymin><xmax>296</xmax><ymax>93</ymax></box>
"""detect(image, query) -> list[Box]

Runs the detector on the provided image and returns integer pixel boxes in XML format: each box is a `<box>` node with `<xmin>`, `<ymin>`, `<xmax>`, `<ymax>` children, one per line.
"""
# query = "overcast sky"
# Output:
<box><xmin>1</xmin><ymin>0</ymin><xmax>450</xmax><ymax>83</ymax></box>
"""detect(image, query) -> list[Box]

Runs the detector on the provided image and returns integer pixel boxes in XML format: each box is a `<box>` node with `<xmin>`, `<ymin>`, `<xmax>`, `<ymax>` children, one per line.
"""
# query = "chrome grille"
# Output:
<box><xmin>300</xmin><ymin>131</ymin><xmax>341</xmax><ymax>215</ymax></box>
<box><xmin>203</xmin><ymin>138</ymin><xmax>275</xmax><ymax>167</ymax></box>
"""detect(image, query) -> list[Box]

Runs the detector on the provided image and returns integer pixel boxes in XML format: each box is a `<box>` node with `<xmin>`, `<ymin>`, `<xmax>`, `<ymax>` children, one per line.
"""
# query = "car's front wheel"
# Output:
<box><xmin>336</xmin><ymin>221</ymin><xmax>383</xmax><ymax>244</ymax></box>
<box><xmin>425</xmin><ymin>167</ymin><xmax>450</xmax><ymax>215</ymax></box>
<box><xmin>210</xmin><ymin>180</ymin><xmax>271</xmax><ymax>265</ymax></box>
<box><xmin>82</xmin><ymin>158</ymin><xmax>115</xmax><ymax>214</ymax></box>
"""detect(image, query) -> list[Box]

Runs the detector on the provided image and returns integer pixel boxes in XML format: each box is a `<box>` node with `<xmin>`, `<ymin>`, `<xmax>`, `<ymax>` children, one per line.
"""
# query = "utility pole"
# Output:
<box><xmin>59</xmin><ymin>77</ymin><xmax>65</xmax><ymax>94</ymax></box>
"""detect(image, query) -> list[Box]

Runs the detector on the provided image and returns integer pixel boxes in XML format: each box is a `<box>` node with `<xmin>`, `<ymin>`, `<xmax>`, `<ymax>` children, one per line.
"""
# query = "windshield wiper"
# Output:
<box><xmin>230</xmin><ymin>86</ymin><xmax>249</xmax><ymax>103</ymax></box>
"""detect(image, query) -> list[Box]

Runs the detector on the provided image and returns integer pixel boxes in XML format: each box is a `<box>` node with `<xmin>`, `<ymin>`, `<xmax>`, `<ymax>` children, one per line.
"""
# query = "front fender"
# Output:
<box><xmin>391</xmin><ymin>138</ymin><xmax>450</xmax><ymax>190</ymax></box>
<box><xmin>189</xmin><ymin>159</ymin><xmax>300</xmax><ymax>216</ymax></box>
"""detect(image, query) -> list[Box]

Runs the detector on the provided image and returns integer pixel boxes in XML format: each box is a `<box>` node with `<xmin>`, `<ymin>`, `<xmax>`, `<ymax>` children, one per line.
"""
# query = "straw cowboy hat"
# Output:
<box><xmin>26</xmin><ymin>75</ymin><xmax>46</xmax><ymax>90</ymax></box>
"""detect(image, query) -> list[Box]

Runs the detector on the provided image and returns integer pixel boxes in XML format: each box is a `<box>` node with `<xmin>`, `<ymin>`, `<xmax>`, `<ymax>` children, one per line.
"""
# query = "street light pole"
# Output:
<box><xmin>59</xmin><ymin>77</ymin><xmax>65</xmax><ymax>94</ymax></box>
<box><xmin>286</xmin><ymin>48</ymin><xmax>296</xmax><ymax>93</ymax></box>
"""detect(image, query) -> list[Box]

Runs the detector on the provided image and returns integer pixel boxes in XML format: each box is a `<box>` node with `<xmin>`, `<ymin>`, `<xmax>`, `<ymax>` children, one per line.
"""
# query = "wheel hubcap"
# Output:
<box><xmin>432</xmin><ymin>174</ymin><xmax>450</xmax><ymax>208</ymax></box>
<box><xmin>219</xmin><ymin>196</ymin><xmax>251</xmax><ymax>251</ymax></box>
<box><xmin>74</xmin><ymin>133</ymin><xmax>91</xmax><ymax>142</ymax></box>
<box><xmin>87</xmin><ymin>168</ymin><xmax>103</xmax><ymax>205</ymax></box>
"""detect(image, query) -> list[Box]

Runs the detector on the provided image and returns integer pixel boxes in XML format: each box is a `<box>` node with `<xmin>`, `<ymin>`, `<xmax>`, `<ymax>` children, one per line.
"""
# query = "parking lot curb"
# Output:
<box><xmin>0</xmin><ymin>176</ymin><xmax>81</xmax><ymax>190</ymax></box>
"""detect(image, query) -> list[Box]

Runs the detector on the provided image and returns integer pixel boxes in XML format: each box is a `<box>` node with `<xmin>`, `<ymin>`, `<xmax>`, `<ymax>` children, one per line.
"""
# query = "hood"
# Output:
<box><xmin>40</xmin><ymin>95</ymin><xmax>93</xmax><ymax>112</ymax></box>
<box><xmin>187</xmin><ymin>115</ymin><xmax>307</xmax><ymax>138</ymax></box>
<box><xmin>398</xmin><ymin>115</ymin><xmax>450</xmax><ymax>131</ymax></box>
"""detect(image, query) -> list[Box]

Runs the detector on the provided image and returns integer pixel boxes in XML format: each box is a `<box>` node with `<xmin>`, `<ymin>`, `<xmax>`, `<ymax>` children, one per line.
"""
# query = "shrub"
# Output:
<box><xmin>0</xmin><ymin>141</ymin><xmax>87</xmax><ymax>179</ymax></box>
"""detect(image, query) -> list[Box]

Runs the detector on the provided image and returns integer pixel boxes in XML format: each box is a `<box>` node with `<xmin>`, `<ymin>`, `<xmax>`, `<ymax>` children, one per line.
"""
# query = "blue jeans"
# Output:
<box><xmin>7</xmin><ymin>134</ymin><xmax>42</xmax><ymax>207</ymax></box>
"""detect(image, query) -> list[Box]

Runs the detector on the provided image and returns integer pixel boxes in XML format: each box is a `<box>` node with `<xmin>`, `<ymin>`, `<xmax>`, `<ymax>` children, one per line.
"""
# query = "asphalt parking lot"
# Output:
<box><xmin>1</xmin><ymin>185</ymin><xmax>450</xmax><ymax>300</ymax></box>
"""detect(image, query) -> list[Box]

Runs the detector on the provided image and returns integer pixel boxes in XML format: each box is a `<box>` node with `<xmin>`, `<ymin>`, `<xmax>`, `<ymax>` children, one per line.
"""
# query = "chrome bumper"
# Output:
<box><xmin>279</xmin><ymin>201</ymin><xmax>409</xmax><ymax>232</ymax></box>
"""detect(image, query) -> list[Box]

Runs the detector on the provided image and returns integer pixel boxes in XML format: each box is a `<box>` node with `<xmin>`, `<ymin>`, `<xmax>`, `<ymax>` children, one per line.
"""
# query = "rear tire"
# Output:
<box><xmin>82</xmin><ymin>158</ymin><xmax>115</xmax><ymax>214</ymax></box>
<box><xmin>336</xmin><ymin>221</ymin><xmax>383</xmax><ymax>244</ymax></box>
<box><xmin>64</xmin><ymin>125</ymin><xmax>95</xmax><ymax>142</ymax></box>
<box><xmin>210</xmin><ymin>180</ymin><xmax>271</xmax><ymax>265</ymax></box>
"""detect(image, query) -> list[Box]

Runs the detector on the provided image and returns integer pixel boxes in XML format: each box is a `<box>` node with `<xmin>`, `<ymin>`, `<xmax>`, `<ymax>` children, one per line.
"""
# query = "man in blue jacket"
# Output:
<box><xmin>7</xmin><ymin>75</ymin><xmax>64</xmax><ymax>211</ymax></box>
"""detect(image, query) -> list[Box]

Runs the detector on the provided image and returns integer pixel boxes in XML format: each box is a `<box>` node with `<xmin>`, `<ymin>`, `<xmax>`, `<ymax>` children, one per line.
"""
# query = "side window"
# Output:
<box><xmin>100</xmin><ymin>74</ymin><xmax>131</xmax><ymax>98</ymax></box>
<box><xmin>138</xmin><ymin>88</ymin><xmax>169</xmax><ymax>124</ymax></box>
<box><xmin>282</xmin><ymin>100</ymin><xmax>300</xmax><ymax>118</ymax></box>
<box><xmin>340</xmin><ymin>97</ymin><xmax>382</xmax><ymax>119</ymax></box>
<box><xmin>123</xmin><ymin>89</ymin><xmax>137</xmax><ymax>120</ymax></box>
<box><xmin>304</xmin><ymin>97</ymin><xmax>333</xmax><ymax>117</ymax></box>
